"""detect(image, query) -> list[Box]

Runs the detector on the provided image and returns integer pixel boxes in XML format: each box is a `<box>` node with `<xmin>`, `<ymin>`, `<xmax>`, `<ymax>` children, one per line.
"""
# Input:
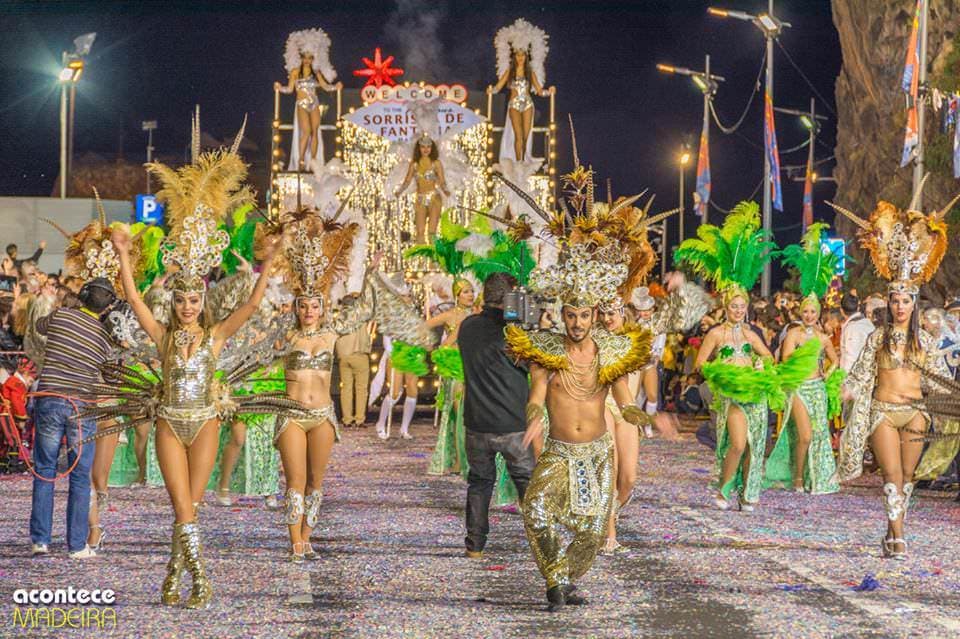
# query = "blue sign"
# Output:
<box><xmin>822</xmin><ymin>237</ymin><xmax>846</xmax><ymax>276</ymax></box>
<box><xmin>135</xmin><ymin>194</ymin><xmax>164</xmax><ymax>225</ymax></box>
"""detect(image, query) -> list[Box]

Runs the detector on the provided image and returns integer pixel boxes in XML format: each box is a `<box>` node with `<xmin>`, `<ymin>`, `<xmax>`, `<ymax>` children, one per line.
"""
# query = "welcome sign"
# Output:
<box><xmin>344</xmin><ymin>100</ymin><xmax>484</xmax><ymax>142</ymax></box>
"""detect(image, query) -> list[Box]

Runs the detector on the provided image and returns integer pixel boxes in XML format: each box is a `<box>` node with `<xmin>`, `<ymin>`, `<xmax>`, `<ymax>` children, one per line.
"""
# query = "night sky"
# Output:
<box><xmin>0</xmin><ymin>0</ymin><xmax>841</xmax><ymax>264</ymax></box>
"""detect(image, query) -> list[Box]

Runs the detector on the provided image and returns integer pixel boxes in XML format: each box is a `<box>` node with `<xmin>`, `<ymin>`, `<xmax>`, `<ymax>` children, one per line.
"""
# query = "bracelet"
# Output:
<box><xmin>526</xmin><ymin>402</ymin><xmax>544</xmax><ymax>425</ymax></box>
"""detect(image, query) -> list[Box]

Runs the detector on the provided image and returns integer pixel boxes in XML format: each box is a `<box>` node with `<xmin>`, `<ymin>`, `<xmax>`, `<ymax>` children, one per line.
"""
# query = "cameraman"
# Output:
<box><xmin>29</xmin><ymin>277</ymin><xmax>116</xmax><ymax>559</ymax></box>
<box><xmin>458</xmin><ymin>273</ymin><xmax>535</xmax><ymax>558</ymax></box>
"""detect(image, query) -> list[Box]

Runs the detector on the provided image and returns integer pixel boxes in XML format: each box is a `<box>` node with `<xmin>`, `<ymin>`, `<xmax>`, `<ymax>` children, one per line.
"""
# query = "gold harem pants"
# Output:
<box><xmin>522</xmin><ymin>432</ymin><xmax>614</xmax><ymax>589</ymax></box>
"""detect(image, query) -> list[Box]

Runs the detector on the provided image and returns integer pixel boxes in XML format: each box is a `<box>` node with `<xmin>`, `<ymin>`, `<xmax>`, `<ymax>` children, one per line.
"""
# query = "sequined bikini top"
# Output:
<box><xmin>718</xmin><ymin>342</ymin><xmax>753</xmax><ymax>361</ymax></box>
<box><xmin>296</xmin><ymin>76</ymin><xmax>319</xmax><ymax>93</ymax></box>
<box><xmin>161</xmin><ymin>329</ymin><xmax>216</xmax><ymax>410</ymax></box>
<box><xmin>285</xmin><ymin>349</ymin><xmax>334</xmax><ymax>372</ymax></box>
<box><xmin>417</xmin><ymin>164</ymin><xmax>437</xmax><ymax>181</ymax></box>
<box><xmin>511</xmin><ymin>78</ymin><xmax>530</xmax><ymax>96</ymax></box>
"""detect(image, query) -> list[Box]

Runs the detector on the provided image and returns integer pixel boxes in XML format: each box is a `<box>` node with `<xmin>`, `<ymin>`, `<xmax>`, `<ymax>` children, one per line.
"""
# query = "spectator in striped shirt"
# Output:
<box><xmin>29</xmin><ymin>277</ymin><xmax>116</xmax><ymax>559</ymax></box>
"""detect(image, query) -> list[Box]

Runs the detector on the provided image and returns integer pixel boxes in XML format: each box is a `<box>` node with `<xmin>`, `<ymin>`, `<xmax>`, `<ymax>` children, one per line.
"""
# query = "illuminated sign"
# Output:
<box><xmin>361</xmin><ymin>83</ymin><xmax>468</xmax><ymax>104</ymax></box>
<box><xmin>135</xmin><ymin>194</ymin><xmax>164</xmax><ymax>225</ymax></box>
<box><xmin>345</xmin><ymin>100</ymin><xmax>483</xmax><ymax>141</ymax></box>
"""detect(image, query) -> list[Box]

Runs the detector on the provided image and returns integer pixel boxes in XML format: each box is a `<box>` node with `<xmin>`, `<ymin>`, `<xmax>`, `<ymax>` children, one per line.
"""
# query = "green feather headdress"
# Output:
<box><xmin>402</xmin><ymin>210</ymin><xmax>469</xmax><ymax>276</ymax></box>
<box><xmin>221</xmin><ymin>203</ymin><xmax>258</xmax><ymax>274</ymax></box>
<box><xmin>778</xmin><ymin>222</ymin><xmax>839</xmax><ymax>308</ymax></box>
<box><xmin>673</xmin><ymin>201</ymin><xmax>778</xmax><ymax>296</ymax></box>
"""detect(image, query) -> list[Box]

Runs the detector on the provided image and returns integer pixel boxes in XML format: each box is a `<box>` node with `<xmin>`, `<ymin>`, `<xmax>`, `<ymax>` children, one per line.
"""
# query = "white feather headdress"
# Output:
<box><xmin>284</xmin><ymin>28</ymin><xmax>337</xmax><ymax>82</ymax></box>
<box><xmin>494</xmin><ymin>18</ymin><xmax>549</xmax><ymax>85</ymax></box>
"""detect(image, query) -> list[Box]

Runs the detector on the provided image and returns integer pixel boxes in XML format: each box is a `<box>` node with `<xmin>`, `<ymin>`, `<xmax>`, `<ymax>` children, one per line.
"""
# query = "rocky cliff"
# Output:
<box><xmin>833</xmin><ymin>0</ymin><xmax>960</xmax><ymax>301</ymax></box>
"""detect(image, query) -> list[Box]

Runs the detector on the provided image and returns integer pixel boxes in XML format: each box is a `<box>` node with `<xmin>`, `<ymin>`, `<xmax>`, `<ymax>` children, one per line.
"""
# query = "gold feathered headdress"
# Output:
<box><xmin>493</xmin><ymin>117</ymin><xmax>677</xmax><ymax>309</ymax></box>
<box><xmin>148</xmin><ymin>107</ymin><xmax>252</xmax><ymax>294</ymax></box>
<box><xmin>43</xmin><ymin>188</ymin><xmax>131</xmax><ymax>296</ymax></box>
<box><xmin>827</xmin><ymin>175</ymin><xmax>954</xmax><ymax>296</ymax></box>
<box><xmin>276</xmin><ymin>214</ymin><xmax>359</xmax><ymax>303</ymax></box>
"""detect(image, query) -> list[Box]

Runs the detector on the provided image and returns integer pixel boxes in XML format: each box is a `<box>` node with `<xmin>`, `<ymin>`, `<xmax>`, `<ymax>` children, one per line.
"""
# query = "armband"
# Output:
<box><xmin>620</xmin><ymin>405</ymin><xmax>652</xmax><ymax>428</ymax></box>
<box><xmin>526</xmin><ymin>402</ymin><xmax>545</xmax><ymax>425</ymax></box>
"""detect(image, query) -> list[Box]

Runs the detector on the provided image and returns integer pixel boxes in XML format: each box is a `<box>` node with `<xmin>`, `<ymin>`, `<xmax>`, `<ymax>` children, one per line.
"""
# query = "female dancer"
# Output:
<box><xmin>427</xmin><ymin>278</ymin><xmax>475</xmax><ymax>474</ymax></box>
<box><xmin>111</xmin><ymin>147</ymin><xmax>279</xmax><ymax>607</ymax></box>
<box><xmin>765</xmin><ymin>224</ymin><xmax>843</xmax><ymax>494</ymax></box>
<box><xmin>830</xmin><ymin>192</ymin><xmax>954</xmax><ymax>559</ymax></box>
<box><xmin>274</xmin><ymin>221</ymin><xmax>373</xmax><ymax>562</ymax></box>
<box><xmin>677</xmin><ymin>202</ymin><xmax>815</xmax><ymax>511</ymax></box>
<box><xmin>394</xmin><ymin>135</ymin><xmax>450</xmax><ymax>244</ymax></box>
<box><xmin>490</xmin><ymin>18</ymin><xmax>553</xmax><ymax>161</ymax></box>
<box><xmin>276</xmin><ymin>28</ymin><xmax>342</xmax><ymax>171</ymax></box>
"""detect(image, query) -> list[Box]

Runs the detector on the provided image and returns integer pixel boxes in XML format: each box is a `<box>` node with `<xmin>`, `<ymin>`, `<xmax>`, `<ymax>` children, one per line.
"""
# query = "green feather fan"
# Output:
<box><xmin>778</xmin><ymin>222</ymin><xmax>840</xmax><ymax>299</ymax></box>
<box><xmin>464</xmin><ymin>230</ymin><xmax>535</xmax><ymax>286</ymax></box>
<box><xmin>674</xmin><ymin>201</ymin><xmax>778</xmax><ymax>293</ymax></box>
<box><xmin>222</xmin><ymin>203</ymin><xmax>257</xmax><ymax>274</ymax></box>
<box><xmin>129</xmin><ymin>222</ymin><xmax>166</xmax><ymax>291</ymax></box>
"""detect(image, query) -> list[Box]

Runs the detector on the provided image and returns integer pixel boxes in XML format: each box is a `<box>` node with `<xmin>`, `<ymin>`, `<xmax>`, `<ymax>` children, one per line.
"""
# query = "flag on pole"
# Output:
<box><xmin>802</xmin><ymin>142</ymin><xmax>814</xmax><ymax>230</ymax></box>
<box><xmin>953</xmin><ymin>94</ymin><xmax>960</xmax><ymax>179</ymax></box>
<box><xmin>694</xmin><ymin>124</ymin><xmax>710</xmax><ymax>217</ymax></box>
<box><xmin>763</xmin><ymin>91</ymin><xmax>783</xmax><ymax>212</ymax></box>
<box><xmin>901</xmin><ymin>0</ymin><xmax>923</xmax><ymax>167</ymax></box>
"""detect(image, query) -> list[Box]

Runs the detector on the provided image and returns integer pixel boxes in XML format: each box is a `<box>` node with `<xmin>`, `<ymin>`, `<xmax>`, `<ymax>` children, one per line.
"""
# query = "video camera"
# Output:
<box><xmin>503</xmin><ymin>286</ymin><xmax>554</xmax><ymax>329</ymax></box>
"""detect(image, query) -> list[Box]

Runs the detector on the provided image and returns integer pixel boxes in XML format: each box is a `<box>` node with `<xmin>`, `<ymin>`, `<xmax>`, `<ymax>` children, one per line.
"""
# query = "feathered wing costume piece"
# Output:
<box><xmin>778</xmin><ymin>222</ymin><xmax>840</xmax><ymax>311</ymax></box>
<box><xmin>827</xmin><ymin>177</ymin><xmax>958</xmax><ymax>481</ymax></box>
<box><xmin>674</xmin><ymin>200</ymin><xmax>778</xmax><ymax>300</ymax></box>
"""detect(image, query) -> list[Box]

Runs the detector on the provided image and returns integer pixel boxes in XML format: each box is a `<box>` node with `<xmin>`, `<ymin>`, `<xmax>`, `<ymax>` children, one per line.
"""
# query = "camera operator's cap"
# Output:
<box><xmin>83</xmin><ymin>277</ymin><xmax>117</xmax><ymax>296</ymax></box>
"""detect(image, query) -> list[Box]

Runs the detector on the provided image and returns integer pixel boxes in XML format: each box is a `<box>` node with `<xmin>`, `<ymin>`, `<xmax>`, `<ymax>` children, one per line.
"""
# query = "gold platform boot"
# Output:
<box><xmin>161</xmin><ymin>525</ymin><xmax>185</xmax><ymax>605</ymax></box>
<box><xmin>179</xmin><ymin>521</ymin><xmax>213</xmax><ymax>609</ymax></box>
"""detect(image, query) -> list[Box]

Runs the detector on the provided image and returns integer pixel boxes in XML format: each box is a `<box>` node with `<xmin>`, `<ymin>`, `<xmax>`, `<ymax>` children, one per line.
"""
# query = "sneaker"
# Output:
<box><xmin>31</xmin><ymin>543</ymin><xmax>49</xmax><ymax>556</ymax></box>
<box><xmin>68</xmin><ymin>545</ymin><xmax>97</xmax><ymax>559</ymax></box>
<box><xmin>216</xmin><ymin>489</ymin><xmax>233</xmax><ymax>507</ymax></box>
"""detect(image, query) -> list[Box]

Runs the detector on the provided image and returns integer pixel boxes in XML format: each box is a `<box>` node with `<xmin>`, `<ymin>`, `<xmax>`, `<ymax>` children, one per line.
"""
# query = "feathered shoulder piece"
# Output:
<box><xmin>504</xmin><ymin>325</ymin><xmax>652</xmax><ymax>385</ymax></box>
<box><xmin>779</xmin><ymin>222</ymin><xmax>839</xmax><ymax>307</ymax></box>
<box><xmin>674</xmin><ymin>201</ymin><xmax>777</xmax><ymax>295</ymax></box>
<box><xmin>827</xmin><ymin>176</ymin><xmax>953</xmax><ymax>296</ymax></box>
<box><xmin>505</xmin><ymin>324</ymin><xmax>568</xmax><ymax>372</ymax></box>
<box><xmin>495</xmin><ymin>18</ymin><xmax>549</xmax><ymax>84</ymax></box>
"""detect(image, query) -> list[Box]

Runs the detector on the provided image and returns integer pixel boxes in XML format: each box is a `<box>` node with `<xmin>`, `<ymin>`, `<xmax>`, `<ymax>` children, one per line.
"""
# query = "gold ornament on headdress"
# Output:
<box><xmin>280</xmin><ymin>215</ymin><xmax>359</xmax><ymax>301</ymax></box>
<box><xmin>148</xmin><ymin>108</ymin><xmax>252</xmax><ymax>295</ymax></box>
<box><xmin>826</xmin><ymin>175</ymin><xmax>954</xmax><ymax>296</ymax></box>
<box><xmin>494</xmin><ymin>117</ymin><xmax>677</xmax><ymax>310</ymax></box>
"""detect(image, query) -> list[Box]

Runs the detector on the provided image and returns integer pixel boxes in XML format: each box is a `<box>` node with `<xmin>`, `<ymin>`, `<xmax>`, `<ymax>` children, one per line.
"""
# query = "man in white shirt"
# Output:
<box><xmin>839</xmin><ymin>293</ymin><xmax>874</xmax><ymax>372</ymax></box>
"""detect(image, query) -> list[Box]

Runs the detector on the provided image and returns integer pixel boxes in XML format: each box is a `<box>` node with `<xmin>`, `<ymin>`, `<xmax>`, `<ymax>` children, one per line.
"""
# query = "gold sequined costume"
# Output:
<box><xmin>507</xmin><ymin>326</ymin><xmax>651</xmax><ymax>591</ymax></box>
<box><xmin>523</xmin><ymin>433</ymin><xmax>614</xmax><ymax>589</ymax></box>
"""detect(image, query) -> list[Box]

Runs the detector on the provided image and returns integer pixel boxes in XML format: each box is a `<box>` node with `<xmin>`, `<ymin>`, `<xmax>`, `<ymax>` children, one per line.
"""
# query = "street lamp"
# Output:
<box><xmin>678</xmin><ymin>146</ymin><xmax>691</xmax><ymax>244</ymax></box>
<box><xmin>709</xmin><ymin>2</ymin><xmax>790</xmax><ymax>296</ymax></box>
<box><xmin>58</xmin><ymin>33</ymin><xmax>96</xmax><ymax>199</ymax></box>
<box><xmin>658</xmin><ymin>55</ymin><xmax>724</xmax><ymax>226</ymax></box>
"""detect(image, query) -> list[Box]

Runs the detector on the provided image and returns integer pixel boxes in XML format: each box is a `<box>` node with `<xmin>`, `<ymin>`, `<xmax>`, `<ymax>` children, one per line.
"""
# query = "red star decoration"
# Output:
<box><xmin>353</xmin><ymin>48</ymin><xmax>404</xmax><ymax>88</ymax></box>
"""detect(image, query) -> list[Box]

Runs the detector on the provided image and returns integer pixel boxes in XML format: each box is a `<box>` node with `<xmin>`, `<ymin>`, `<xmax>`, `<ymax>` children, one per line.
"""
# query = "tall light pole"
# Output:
<box><xmin>142</xmin><ymin>120</ymin><xmax>158</xmax><ymax>194</ymax></box>
<box><xmin>709</xmin><ymin>2</ymin><xmax>790</xmax><ymax>296</ymax></box>
<box><xmin>913</xmin><ymin>0</ymin><xmax>930</xmax><ymax>207</ymax></box>
<box><xmin>678</xmin><ymin>146</ymin><xmax>691</xmax><ymax>243</ymax></box>
<box><xmin>657</xmin><ymin>55</ymin><xmax>724</xmax><ymax>227</ymax></box>
<box><xmin>57</xmin><ymin>33</ymin><xmax>95</xmax><ymax>199</ymax></box>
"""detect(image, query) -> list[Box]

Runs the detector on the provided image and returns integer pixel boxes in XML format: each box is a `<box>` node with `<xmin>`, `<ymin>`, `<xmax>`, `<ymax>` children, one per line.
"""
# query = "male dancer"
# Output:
<box><xmin>507</xmin><ymin>259</ymin><xmax>651</xmax><ymax>611</ymax></box>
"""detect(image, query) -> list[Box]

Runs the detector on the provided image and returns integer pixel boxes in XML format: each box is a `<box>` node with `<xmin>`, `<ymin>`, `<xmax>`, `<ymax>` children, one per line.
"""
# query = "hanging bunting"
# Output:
<box><xmin>694</xmin><ymin>122</ymin><xmax>710</xmax><ymax>217</ymax></box>
<box><xmin>900</xmin><ymin>0</ymin><xmax>923</xmax><ymax>167</ymax></box>
<box><xmin>763</xmin><ymin>91</ymin><xmax>783</xmax><ymax>212</ymax></box>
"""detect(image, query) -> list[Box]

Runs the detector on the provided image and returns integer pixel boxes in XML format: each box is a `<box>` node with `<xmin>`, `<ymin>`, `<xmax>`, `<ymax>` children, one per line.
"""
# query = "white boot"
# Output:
<box><xmin>400</xmin><ymin>397</ymin><xmax>417</xmax><ymax>440</ymax></box>
<box><xmin>376</xmin><ymin>396</ymin><xmax>397</xmax><ymax>440</ymax></box>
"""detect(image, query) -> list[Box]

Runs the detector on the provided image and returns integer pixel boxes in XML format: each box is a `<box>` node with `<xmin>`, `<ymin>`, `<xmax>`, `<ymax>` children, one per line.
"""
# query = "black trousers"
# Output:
<box><xmin>464</xmin><ymin>429</ymin><xmax>535</xmax><ymax>552</ymax></box>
